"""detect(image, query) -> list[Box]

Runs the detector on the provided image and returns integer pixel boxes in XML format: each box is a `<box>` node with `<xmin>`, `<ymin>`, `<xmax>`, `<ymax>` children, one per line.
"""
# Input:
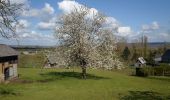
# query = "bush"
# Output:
<box><xmin>136</xmin><ymin>67</ymin><xmax>149</xmax><ymax>77</ymax></box>
<box><xmin>0</xmin><ymin>87</ymin><xmax>19</xmax><ymax>96</ymax></box>
<box><xmin>154</xmin><ymin>64</ymin><xmax>170</xmax><ymax>76</ymax></box>
<box><xmin>136</xmin><ymin>64</ymin><xmax>170</xmax><ymax>77</ymax></box>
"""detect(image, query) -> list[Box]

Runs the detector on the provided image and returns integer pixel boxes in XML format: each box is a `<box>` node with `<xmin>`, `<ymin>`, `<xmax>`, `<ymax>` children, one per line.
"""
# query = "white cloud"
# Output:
<box><xmin>22</xmin><ymin>9</ymin><xmax>39</xmax><ymax>17</ymax></box>
<box><xmin>12</xmin><ymin>19</ymin><xmax>30</xmax><ymax>34</ymax></box>
<box><xmin>89</xmin><ymin>8</ymin><xmax>98</xmax><ymax>15</ymax></box>
<box><xmin>152</xmin><ymin>22</ymin><xmax>159</xmax><ymax>30</ymax></box>
<box><xmin>58</xmin><ymin>0</ymin><xmax>98</xmax><ymax>17</ymax></box>
<box><xmin>9</xmin><ymin>0</ymin><xmax>30</xmax><ymax>15</ymax></box>
<box><xmin>117</xmin><ymin>27</ymin><xmax>132</xmax><ymax>36</ymax></box>
<box><xmin>127</xmin><ymin>21</ymin><xmax>161</xmax><ymax>42</ymax></box>
<box><xmin>58</xmin><ymin>0</ymin><xmax>81</xmax><ymax>13</ymax></box>
<box><xmin>2</xmin><ymin>1</ymin><xmax>57</xmax><ymax>46</ymax></box>
<box><xmin>18</xmin><ymin>31</ymin><xmax>54</xmax><ymax>40</ymax></box>
<box><xmin>105</xmin><ymin>17</ymin><xmax>120</xmax><ymax>29</ymax></box>
<box><xmin>13</xmin><ymin>19</ymin><xmax>55</xmax><ymax>41</ymax></box>
<box><xmin>42</xmin><ymin>3</ymin><xmax>55</xmax><ymax>15</ymax></box>
<box><xmin>1</xmin><ymin>30</ymin><xmax>57</xmax><ymax>46</ymax></box>
<box><xmin>129</xmin><ymin>21</ymin><xmax>170</xmax><ymax>43</ymax></box>
<box><xmin>0</xmin><ymin>26</ymin><xmax>57</xmax><ymax>45</ymax></box>
<box><xmin>37</xmin><ymin>22</ymin><xmax>55</xmax><ymax>30</ymax></box>
<box><xmin>22</xmin><ymin>3</ymin><xmax>54</xmax><ymax>17</ymax></box>
<box><xmin>142</xmin><ymin>21</ymin><xmax>159</xmax><ymax>32</ymax></box>
<box><xmin>37</xmin><ymin>17</ymin><xmax>56</xmax><ymax>30</ymax></box>
<box><xmin>58</xmin><ymin>0</ymin><xmax>134</xmax><ymax>37</ymax></box>
<box><xmin>10</xmin><ymin>0</ymin><xmax>28</xmax><ymax>4</ymax></box>
<box><xmin>18</xmin><ymin>19</ymin><xmax>30</xmax><ymax>28</ymax></box>
<box><xmin>143</xmin><ymin>32</ymin><xmax>170</xmax><ymax>42</ymax></box>
<box><xmin>14</xmin><ymin>30</ymin><xmax>57</xmax><ymax>45</ymax></box>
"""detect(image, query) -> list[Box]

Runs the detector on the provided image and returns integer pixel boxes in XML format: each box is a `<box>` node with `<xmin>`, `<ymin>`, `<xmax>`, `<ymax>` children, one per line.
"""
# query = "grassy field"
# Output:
<box><xmin>18</xmin><ymin>53</ymin><xmax>45</xmax><ymax>68</ymax></box>
<box><xmin>0</xmin><ymin>67</ymin><xmax>170</xmax><ymax>100</ymax></box>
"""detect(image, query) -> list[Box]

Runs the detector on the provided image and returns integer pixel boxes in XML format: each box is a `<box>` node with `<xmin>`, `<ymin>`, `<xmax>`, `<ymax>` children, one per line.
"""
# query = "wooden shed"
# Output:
<box><xmin>0</xmin><ymin>44</ymin><xmax>18</xmax><ymax>82</ymax></box>
<box><xmin>134</xmin><ymin>57</ymin><xmax>146</xmax><ymax>67</ymax></box>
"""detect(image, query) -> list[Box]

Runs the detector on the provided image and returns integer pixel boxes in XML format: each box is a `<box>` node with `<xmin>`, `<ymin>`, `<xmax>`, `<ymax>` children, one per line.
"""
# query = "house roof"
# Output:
<box><xmin>162</xmin><ymin>49</ymin><xmax>170</xmax><ymax>58</ymax></box>
<box><xmin>138</xmin><ymin>57</ymin><xmax>146</xmax><ymax>64</ymax></box>
<box><xmin>0</xmin><ymin>44</ymin><xmax>18</xmax><ymax>57</ymax></box>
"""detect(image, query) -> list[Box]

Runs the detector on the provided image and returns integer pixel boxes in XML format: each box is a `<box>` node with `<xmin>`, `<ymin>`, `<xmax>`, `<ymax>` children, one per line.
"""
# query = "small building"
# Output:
<box><xmin>0</xmin><ymin>44</ymin><xmax>18</xmax><ymax>82</ymax></box>
<box><xmin>135</xmin><ymin>57</ymin><xmax>146</xmax><ymax>67</ymax></box>
<box><xmin>44</xmin><ymin>54</ymin><xmax>57</xmax><ymax>68</ymax></box>
<box><xmin>135</xmin><ymin>57</ymin><xmax>147</xmax><ymax>76</ymax></box>
<box><xmin>22</xmin><ymin>51</ymin><xmax>29</xmax><ymax>55</ymax></box>
<box><xmin>154</xmin><ymin>55</ymin><xmax>162</xmax><ymax>62</ymax></box>
<box><xmin>44</xmin><ymin>52</ymin><xmax>65</xmax><ymax>68</ymax></box>
<box><xmin>162</xmin><ymin>49</ymin><xmax>170</xmax><ymax>63</ymax></box>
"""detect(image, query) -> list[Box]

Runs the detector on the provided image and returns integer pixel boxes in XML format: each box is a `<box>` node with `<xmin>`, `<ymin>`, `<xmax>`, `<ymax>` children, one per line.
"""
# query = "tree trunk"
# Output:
<box><xmin>82</xmin><ymin>67</ymin><xmax>86</xmax><ymax>79</ymax></box>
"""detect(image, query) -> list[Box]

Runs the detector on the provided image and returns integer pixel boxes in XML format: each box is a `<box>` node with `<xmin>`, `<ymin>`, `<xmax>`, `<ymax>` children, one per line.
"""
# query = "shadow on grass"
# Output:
<box><xmin>119</xmin><ymin>91</ymin><xmax>169</xmax><ymax>100</ymax></box>
<box><xmin>37</xmin><ymin>78</ymin><xmax>56</xmax><ymax>83</ymax></box>
<box><xmin>129</xmin><ymin>75</ymin><xmax>170</xmax><ymax>82</ymax></box>
<box><xmin>0</xmin><ymin>87</ymin><xmax>20</xmax><ymax>96</ymax></box>
<box><xmin>10</xmin><ymin>78</ymin><xmax>55</xmax><ymax>84</ymax></box>
<box><xmin>40</xmin><ymin>71</ymin><xmax>110</xmax><ymax>80</ymax></box>
<box><xmin>12</xmin><ymin>71</ymin><xmax>109</xmax><ymax>84</ymax></box>
<box><xmin>147</xmin><ymin>77</ymin><xmax>170</xmax><ymax>82</ymax></box>
<box><xmin>11</xmin><ymin>79</ymin><xmax>34</xmax><ymax>84</ymax></box>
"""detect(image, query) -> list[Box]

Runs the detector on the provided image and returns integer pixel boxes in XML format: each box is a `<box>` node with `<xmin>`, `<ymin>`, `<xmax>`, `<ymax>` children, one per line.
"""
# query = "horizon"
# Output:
<box><xmin>5</xmin><ymin>41</ymin><xmax>170</xmax><ymax>47</ymax></box>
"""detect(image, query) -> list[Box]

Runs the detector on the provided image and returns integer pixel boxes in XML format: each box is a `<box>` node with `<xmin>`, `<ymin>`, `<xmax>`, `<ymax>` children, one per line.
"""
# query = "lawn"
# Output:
<box><xmin>0</xmin><ymin>68</ymin><xmax>170</xmax><ymax>100</ymax></box>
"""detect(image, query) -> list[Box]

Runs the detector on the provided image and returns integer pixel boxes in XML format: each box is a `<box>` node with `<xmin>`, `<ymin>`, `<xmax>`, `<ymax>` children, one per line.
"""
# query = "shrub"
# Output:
<box><xmin>0</xmin><ymin>87</ymin><xmax>19</xmax><ymax>96</ymax></box>
<box><xmin>154</xmin><ymin>63</ymin><xmax>170</xmax><ymax>76</ymax></box>
<box><xmin>136</xmin><ymin>67</ymin><xmax>149</xmax><ymax>77</ymax></box>
<box><xmin>136</xmin><ymin>64</ymin><xmax>170</xmax><ymax>77</ymax></box>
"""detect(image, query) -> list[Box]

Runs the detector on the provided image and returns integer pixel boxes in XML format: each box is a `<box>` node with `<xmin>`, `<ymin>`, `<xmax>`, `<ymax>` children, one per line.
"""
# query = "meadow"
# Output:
<box><xmin>0</xmin><ymin>67</ymin><xmax>170</xmax><ymax>100</ymax></box>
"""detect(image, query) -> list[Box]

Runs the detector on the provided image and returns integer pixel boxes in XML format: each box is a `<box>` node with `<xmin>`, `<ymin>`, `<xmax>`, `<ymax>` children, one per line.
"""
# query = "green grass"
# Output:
<box><xmin>18</xmin><ymin>53</ymin><xmax>45</xmax><ymax>68</ymax></box>
<box><xmin>0</xmin><ymin>68</ymin><xmax>170</xmax><ymax>100</ymax></box>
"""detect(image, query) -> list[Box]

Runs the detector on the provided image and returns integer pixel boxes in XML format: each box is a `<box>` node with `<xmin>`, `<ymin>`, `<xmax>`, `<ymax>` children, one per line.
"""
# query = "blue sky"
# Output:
<box><xmin>0</xmin><ymin>0</ymin><xmax>170</xmax><ymax>46</ymax></box>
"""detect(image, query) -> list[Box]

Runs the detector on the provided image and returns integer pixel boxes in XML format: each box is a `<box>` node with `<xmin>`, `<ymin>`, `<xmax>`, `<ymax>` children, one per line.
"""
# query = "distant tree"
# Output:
<box><xmin>143</xmin><ymin>35</ymin><xmax>148</xmax><ymax>58</ymax></box>
<box><xmin>131</xmin><ymin>44</ymin><xmax>139</xmax><ymax>62</ymax></box>
<box><xmin>147</xmin><ymin>50</ymin><xmax>156</xmax><ymax>66</ymax></box>
<box><xmin>0</xmin><ymin>0</ymin><xmax>23</xmax><ymax>38</ymax></box>
<box><xmin>116</xmin><ymin>37</ymin><xmax>127</xmax><ymax>55</ymax></box>
<box><xmin>156</xmin><ymin>42</ymin><xmax>168</xmax><ymax>55</ymax></box>
<box><xmin>55</xmin><ymin>6</ymin><xmax>122</xmax><ymax>79</ymax></box>
<box><xmin>121</xmin><ymin>46</ymin><xmax>130</xmax><ymax>61</ymax></box>
<box><xmin>139</xmin><ymin>35</ymin><xmax>148</xmax><ymax>58</ymax></box>
<box><xmin>157</xmin><ymin>47</ymin><xmax>164</xmax><ymax>55</ymax></box>
<box><xmin>163</xmin><ymin>41</ymin><xmax>167</xmax><ymax>52</ymax></box>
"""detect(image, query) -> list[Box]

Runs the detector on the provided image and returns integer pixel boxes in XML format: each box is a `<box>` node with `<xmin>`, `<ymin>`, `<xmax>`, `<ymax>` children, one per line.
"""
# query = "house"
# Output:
<box><xmin>154</xmin><ymin>55</ymin><xmax>162</xmax><ymax>62</ymax></box>
<box><xmin>44</xmin><ymin>52</ymin><xmax>65</xmax><ymax>68</ymax></box>
<box><xmin>162</xmin><ymin>49</ymin><xmax>170</xmax><ymax>63</ymax></box>
<box><xmin>0</xmin><ymin>44</ymin><xmax>18</xmax><ymax>82</ymax></box>
<box><xmin>135</xmin><ymin>57</ymin><xmax>146</xmax><ymax>67</ymax></box>
<box><xmin>22</xmin><ymin>51</ymin><xmax>29</xmax><ymax>55</ymax></box>
<box><xmin>44</xmin><ymin>54</ymin><xmax>57</xmax><ymax>68</ymax></box>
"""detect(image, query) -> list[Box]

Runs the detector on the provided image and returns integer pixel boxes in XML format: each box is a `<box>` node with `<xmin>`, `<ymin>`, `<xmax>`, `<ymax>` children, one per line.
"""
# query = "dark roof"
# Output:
<box><xmin>0</xmin><ymin>44</ymin><xmax>18</xmax><ymax>57</ymax></box>
<box><xmin>162</xmin><ymin>49</ymin><xmax>170</xmax><ymax>63</ymax></box>
<box><xmin>162</xmin><ymin>49</ymin><xmax>170</xmax><ymax>58</ymax></box>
